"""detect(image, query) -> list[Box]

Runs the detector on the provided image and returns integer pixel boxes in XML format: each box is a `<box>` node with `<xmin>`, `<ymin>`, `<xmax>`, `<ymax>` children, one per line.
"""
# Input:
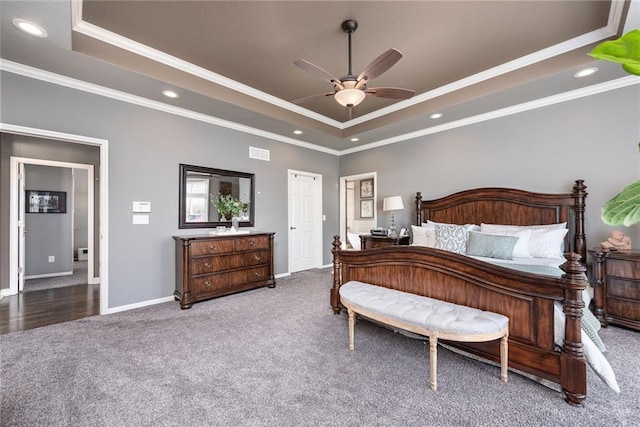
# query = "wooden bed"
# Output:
<box><xmin>331</xmin><ymin>180</ymin><xmax>590</xmax><ymax>405</ymax></box>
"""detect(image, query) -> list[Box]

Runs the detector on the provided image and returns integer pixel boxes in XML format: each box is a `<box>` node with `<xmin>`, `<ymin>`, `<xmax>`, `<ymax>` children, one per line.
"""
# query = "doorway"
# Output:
<box><xmin>339</xmin><ymin>172</ymin><xmax>377</xmax><ymax>249</ymax></box>
<box><xmin>288</xmin><ymin>170</ymin><xmax>323</xmax><ymax>273</ymax></box>
<box><xmin>12</xmin><ymin>160</ymin><xmax>94</xmax><ymax>293</ymax></box>
<box><xmin>2</xmin><ymin>123</ymin><xmax>109</xmax><ymax>316</ymax></box>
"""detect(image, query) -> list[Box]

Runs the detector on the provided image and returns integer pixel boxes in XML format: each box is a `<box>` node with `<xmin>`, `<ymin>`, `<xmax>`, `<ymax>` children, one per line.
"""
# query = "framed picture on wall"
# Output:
<box><xmin>360</xmin><ymin>199</ymin><xmax>374</xmax><ymax>218</ymax></box>
<box><xmin>360</xmin><ymin>178</ymin><xmax>374</xmax><ymax>198</ymax></box>
<box><xmin>25</xmin><ymin>190</ymin><xmax>67</xmax><ymax>214</ymax></box>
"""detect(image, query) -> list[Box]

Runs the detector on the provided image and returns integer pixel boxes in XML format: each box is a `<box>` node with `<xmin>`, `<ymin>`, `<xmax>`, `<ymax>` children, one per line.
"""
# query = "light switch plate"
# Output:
<box><xmin>133</xmin><ymin>214</ymin><xmax>149</xmax><ymax>225</ymax></box>
<box><xmin>132</xmin><ymin>201</ymin><xmax>151</xmax><ymax>213</ymax></box>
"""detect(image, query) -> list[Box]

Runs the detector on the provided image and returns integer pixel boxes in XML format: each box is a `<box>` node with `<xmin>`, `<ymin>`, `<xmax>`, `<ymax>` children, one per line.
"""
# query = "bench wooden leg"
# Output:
<box><xmin>429</xmin><ymin>332</ymin><xmax>438</xmax><ymax>390</ymax></box>
<box><xmin>348</xmin><ymin>308</ymin><xmax>355</xmax><ymax>351</ymax></box>
<box><xmin>500</xmin><ymin>334</ymin><xmax>508</xmax><ymax>383</ymax></box>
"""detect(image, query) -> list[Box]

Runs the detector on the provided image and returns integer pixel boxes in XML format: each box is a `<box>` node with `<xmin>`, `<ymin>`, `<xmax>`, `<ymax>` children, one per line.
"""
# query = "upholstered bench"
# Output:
<box><xmin>339</xmin><ymin>281</ymin><xmax>509</xmax><ymax>390</ymax></box>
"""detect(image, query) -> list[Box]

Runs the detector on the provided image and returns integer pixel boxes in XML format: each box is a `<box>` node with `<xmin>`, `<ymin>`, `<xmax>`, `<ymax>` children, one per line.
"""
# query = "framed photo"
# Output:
<box><xmin>360</xmin><ymin>178</ymin><xmax>374</xmax><ymax>198</ymax></box>
<box><xmin>26</xmin><ymin>190</ymin><xmax>67</xmax><ymax>214</ymax></box>
<box><xmin>360</xmin><ymin>199</ymin><xmax>374</xmax><ymax>218</ymax></box>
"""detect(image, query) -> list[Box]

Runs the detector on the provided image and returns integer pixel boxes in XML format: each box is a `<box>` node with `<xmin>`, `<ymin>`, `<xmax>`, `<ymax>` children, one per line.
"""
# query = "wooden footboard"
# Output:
<box><xmin>331</xmin><ymin>237</ymin><xmax>588</xmax><ymax>405</ymax></box>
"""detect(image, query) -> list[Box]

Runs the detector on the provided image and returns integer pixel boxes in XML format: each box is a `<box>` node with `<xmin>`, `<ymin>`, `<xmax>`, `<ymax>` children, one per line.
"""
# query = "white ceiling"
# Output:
<box><xmin>0</xmin><ymin>1</ymin><xmax>638</xmax><ymax>154</ymax></box>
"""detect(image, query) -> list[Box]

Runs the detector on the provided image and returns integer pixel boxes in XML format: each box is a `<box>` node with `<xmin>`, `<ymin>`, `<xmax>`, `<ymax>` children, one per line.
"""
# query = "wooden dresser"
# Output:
<box><xmin>589</xmin><ymin>248</ymin><xmax>640</xmax><ymax>331</ymax></box>
<box><xmin>173</xmin><ymin>232</ymin><xmax>275</xmax><ymax>309</ymax></box>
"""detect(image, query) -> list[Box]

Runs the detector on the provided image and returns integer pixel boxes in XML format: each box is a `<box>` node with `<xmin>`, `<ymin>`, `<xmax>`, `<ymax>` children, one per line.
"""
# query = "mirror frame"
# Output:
<box><xmin>178</xmin><ymin>163</ymin><xmax>255</xmax><ymax>229</ymax></box>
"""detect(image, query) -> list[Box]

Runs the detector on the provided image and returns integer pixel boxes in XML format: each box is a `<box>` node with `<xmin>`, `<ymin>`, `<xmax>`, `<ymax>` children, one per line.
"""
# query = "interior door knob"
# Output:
<box><xmin>290</xmin><ymin>226</ymin><xmax>296</xmax><ymax>230</ymax></box>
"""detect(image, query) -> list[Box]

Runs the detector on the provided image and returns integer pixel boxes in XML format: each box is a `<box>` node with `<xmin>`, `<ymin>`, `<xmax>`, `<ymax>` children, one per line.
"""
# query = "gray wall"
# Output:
<box><xmin>73</xmin><ymin>168</ymin><xmax>89</xmax><ymax>257</ymax></box>
<box><xmin>340</xmin><ymin>85</ymin><xmax>640</xmax><ymax>252</ymax></box>
<box><xmin>24</xmin><ymin>164</ymin><xmax>73</xmax><ymax>276</ymax></box>
<box><xmin>1</xmin><ymin>71</ymin><xmax>340</xmax><ymax>308</ymax></box>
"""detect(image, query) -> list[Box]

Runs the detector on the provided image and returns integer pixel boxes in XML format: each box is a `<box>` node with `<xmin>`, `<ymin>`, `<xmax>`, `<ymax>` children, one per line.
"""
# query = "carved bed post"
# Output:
<box><xmin>415</xmin><ymin>192</ymin><xmax>423</xmax><ymax>225</ymax></box>
<box><xmin>331</xmin><ymin>235</ymin><xmax>343</xmax><ymax>314</ymax></box>
<box><xmin>559</xmin><ymin>252</ymin><xmax>588</xmax><ymax>406</ymax></box>
<box><xmin>572</xmin><ymin>180</ymin><xmax>588</xmax><ymax>262</ymax></box>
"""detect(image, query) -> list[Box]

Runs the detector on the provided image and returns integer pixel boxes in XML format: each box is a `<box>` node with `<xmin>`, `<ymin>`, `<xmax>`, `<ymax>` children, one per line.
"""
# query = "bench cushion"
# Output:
<box><xmin>340</xmin><ymin>281</ymin><xmax>508</xmax><ymax>335</ymax></box>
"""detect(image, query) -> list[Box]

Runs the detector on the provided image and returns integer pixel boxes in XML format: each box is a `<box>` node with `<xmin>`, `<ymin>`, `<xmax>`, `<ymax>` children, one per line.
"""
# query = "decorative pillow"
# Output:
<box><xmin>582</xmin><ymin>306</ymin><xmax>606</xmax><ymax>352</ymax></box>
<box><xmin>347</xmin><ymin>232</ymin><xmax>361</xmax><ymax>250</ymax></box>
<box><xmin>434</xmin><ymin>224</ymin><xmax>468</xmax><ymax>254</ymax></box>
<box><xmin>465</xmin><ymin>231</ymin><xmax>519</xmax><ymax>260</ymax></box>
<box><xmin>480</xmin><ymin>222</ymin><xmax>567</xmax><ymax>232</ymax></box>
<box><xmin>485</xmin><ymin>229</ymin><xmax>533</xmax><ymax>258</ymax></box>
<box><xmin>426</xmin><ymin>220</ymin><xmax>480</xmax><ymax>232</ymax></box>
<box><xmin>528</xmin><ymin>228</ymin><xmax>568</xmax><ymax>259</ymax></box>
<box><xmin>411</xmin><ymin>225</ymin><xmax>436</xmax><ymax>247</ymax></box>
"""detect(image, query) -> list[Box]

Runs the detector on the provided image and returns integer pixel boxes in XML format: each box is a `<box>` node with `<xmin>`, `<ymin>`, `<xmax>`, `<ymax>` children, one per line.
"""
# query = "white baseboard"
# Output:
<box><xmin>25</xmin><ymin>271</ymin><xmax>73</xmax><ymax>280</ymax></box>
<box><xmin>106</xmin><ymin>295</ymin><xmax>176</xmax><ymax>315</ymax></box>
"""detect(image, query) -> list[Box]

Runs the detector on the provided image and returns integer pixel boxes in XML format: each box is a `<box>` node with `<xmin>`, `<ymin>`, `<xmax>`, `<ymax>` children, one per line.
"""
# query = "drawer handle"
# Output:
<box><xmin>204</xmin><ymin>281</ymin><xmax>211</xmax><ymax>288</ymax></box>
<box><xmin>250</xmin><ymin>240</ymin><xmax>255</xmax><ymax>246</ymax></box>
<box><xmin>254</xmin><ymin>272</ymin><xmax>261</xmax><ymax>277</ymax></box>
<box><xmin>254</xmin><ymin>255</ymin><xmax>261</xmax><ymax>261</ymax></box>
<box><xmin>204</xmin><ymin>262</ymin><xmax>210</xmax><ymax>268</ymax></box>
<box><xmin>209</xmin><ymin>245</ymin><xmax>216</xmax><ymax>250</ymax></box>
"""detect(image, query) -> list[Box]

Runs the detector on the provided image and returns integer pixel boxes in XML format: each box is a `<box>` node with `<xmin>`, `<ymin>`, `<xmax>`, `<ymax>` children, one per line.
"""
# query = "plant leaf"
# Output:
<box><xmin>602</xmin><ymin>180</ymin><xmax>640</xmax><ymax>226</ymax></box>
<box><xmin>589</xmin><ymin>29</ymin><xmax>640</xmax><ymax>76</ymax></box>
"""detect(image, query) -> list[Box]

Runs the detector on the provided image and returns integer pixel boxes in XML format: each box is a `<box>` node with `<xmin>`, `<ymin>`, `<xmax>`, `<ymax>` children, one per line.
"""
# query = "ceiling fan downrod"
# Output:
<box><xmin>341</xmin><ymin>19</ymin><xmax>358</xmax><ymax>78</ymax></box>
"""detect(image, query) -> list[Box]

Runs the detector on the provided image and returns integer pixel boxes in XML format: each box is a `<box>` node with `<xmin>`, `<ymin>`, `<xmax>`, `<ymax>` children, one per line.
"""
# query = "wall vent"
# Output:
<box><xmin>249</xmin><ymin>146</ymin><xmax>270</xmax><ymax>161</ymax></box>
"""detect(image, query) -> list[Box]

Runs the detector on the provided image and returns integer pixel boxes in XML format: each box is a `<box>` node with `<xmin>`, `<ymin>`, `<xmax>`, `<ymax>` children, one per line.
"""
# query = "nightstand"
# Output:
<box><xmin>360</xmin><ymin>234</ymin><xmax>410</xmax><ymax>249</ymax></box>
<box><xmin>588</xmin><ymin>248</ymin><xmax>640</xmax><ymax>331</ymax></box>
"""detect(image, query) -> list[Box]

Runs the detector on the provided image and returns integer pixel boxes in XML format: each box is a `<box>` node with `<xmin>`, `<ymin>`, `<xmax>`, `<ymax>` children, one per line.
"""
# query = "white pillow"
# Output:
<box><xmin>481</xmin><ymin>223</ymin><xmax>567</xmax><ymax>259</ymax></box>
<box><xmin>426</xmin><ymin>220</ymin><xmax>479</xmax><ymax>232</ymax></box>
<box><xmin>411</xmin><ymin>225</ymin><xmax>435</xmax><ymax>247</ymax></box>
<box><xmin>528</xmin><ymin>228</ymin><xmax>568</xmax><ymax>259</ymax></box>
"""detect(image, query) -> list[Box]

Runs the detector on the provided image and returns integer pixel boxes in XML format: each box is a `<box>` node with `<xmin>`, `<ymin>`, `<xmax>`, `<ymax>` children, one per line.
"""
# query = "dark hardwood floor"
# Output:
<box><xmin>0</xmin><ymin>284</ymin><xmax>100</xmax><ymax>335</ymax></box>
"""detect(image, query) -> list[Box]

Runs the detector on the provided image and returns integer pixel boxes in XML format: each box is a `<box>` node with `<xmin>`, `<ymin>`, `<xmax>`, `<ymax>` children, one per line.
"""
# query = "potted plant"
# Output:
<box><xmin>589</xmin><ymin>29</ymin><xmax>640</xmax><ymax>226</ymax></box>
<box><xmin>210</xmin><ymin>193</ymin><xmax>244</xmax><ymax>221</ymax></box>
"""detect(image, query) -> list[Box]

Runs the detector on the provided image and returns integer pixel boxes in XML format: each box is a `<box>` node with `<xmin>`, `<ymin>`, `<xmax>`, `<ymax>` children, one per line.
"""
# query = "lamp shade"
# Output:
<box><xmin>334</xmin><ymin>88</ymin><xmax>366</xmax><ymax>107</ymax></box>
<box><xmin>383</xmin><ymin>196</ymin><xmax>404</xmax><ymax>211</ymax></box>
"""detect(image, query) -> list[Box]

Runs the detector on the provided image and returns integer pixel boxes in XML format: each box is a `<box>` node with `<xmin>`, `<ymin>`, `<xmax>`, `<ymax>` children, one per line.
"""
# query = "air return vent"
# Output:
<box><xmin>249</xmin><ymin>146</ymin><xmax>270</xmax><ymax>161</ymax></box>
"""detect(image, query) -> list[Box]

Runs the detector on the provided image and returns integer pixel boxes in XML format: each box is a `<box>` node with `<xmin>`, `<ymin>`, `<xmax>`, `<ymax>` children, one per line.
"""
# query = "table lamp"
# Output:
<box><xmin>383</xmin><ymin>196</ymin><xmax>404</xmax><ymax>236</ymax></box>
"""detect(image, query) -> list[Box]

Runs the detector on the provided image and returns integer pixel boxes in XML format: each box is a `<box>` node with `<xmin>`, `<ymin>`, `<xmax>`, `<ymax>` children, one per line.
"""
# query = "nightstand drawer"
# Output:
<box><xmin>607</xmin><ymin>277</ymin><xmax>640</xmax><ymax>300</ymax></box>
<box><xmin>605</xmin><ymin>297</ymin><xmax>640</xmax><ymax>321</ymax></box>
<box><xmin>607</xmin><ymin>258</ymin><xmax>640</xmax><ymax>279</ymax></box>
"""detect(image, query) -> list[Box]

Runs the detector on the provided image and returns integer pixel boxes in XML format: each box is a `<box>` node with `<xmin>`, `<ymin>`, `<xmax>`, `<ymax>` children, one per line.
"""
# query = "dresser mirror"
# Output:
<box><xmin>179</xmin><ymin>164</ymin><xmax>255</xmax><ymax>229</ymax></box>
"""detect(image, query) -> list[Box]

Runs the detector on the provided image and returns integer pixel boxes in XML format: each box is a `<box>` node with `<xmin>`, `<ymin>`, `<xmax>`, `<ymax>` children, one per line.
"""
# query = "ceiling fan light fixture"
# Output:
<box><xmin>334</xmin><ymin>88</ymin><xmax>366</xmax><ymax>107</ymax></box>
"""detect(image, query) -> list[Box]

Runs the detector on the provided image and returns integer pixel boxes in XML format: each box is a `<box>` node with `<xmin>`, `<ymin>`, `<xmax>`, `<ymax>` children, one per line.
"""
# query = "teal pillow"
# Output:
<box><xmin>582</xmin><ymin>307</ymin><xmax>606</xmax><ymax>352</ymax></box>
<box><xmin>466</xmin><ymin>231</ymin><xmax>518</xmax><ymax>260</ymax></box>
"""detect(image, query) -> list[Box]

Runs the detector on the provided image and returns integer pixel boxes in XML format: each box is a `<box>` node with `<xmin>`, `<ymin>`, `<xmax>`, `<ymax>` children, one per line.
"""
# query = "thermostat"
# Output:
<box><xmin>133</xmin><ymin>201</ymin><xmax>151</xmax><ymax>213</ymax></box>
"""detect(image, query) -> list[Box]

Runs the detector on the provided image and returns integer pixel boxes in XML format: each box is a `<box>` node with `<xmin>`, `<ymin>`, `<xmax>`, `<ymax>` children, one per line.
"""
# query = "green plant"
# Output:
<box><xmin>588</xmin><ymin>29</ymin><xmax>640</xmax><ymax>226</ymax></box>
<box><xmin>210</xmin><ymin>193</ymin><xmax>243</xmax><ymax>218</ymax></box>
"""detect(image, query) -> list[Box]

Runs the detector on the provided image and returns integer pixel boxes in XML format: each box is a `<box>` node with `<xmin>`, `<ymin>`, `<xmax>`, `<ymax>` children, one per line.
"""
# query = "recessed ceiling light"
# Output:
<box><xmin>293</xmin><ymin>130</ymin><xmax>303</xmax><ymax>135</ymax></box>
<box><xmin>430</xmin><ymin>113</ymin><xmax>443</xmax><ymax>119</ymax></box>
<box><xmin>574</xmin><ymin>67</ymin><xmax>599</xmax><ymax>78</ymax></box>
<box><xmin>13</xmin><ymin>19</ymin><xmax>47</xmax><ymax>38</ymax></box>
<box><xmin>350</xmin><ymin>137</ymin><xmax>359</xmax><ymax>142</ymax></box>
<box><xmin>162</xmin><ymin>89</ymin><xmax>179</xmax><ymax>99</ymax></box>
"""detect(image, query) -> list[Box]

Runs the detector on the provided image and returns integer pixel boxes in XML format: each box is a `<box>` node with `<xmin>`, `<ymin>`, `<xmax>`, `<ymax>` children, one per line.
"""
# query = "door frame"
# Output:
<box><xmin>287</xmin><ymin>169</ymin><xmax>323</xmax><ymax>273</ymax></box>
<box><xmin>11</xmin><ymin>157</ymin><xmax>95</xmax><ymax>290</ymax></box>
<box><xmin>339</xmin><ymin>172</ymin><xmax>377</xmax><ymax>248</ymax></box>
<box><xmin>1</xmin><ymin>123</ymin><xmax>110</xmax><ymax>315</ymax></box>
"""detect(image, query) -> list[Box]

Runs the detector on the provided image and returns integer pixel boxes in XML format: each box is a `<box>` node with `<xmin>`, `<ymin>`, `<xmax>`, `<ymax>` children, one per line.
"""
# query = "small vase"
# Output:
<box><xmin>231</xmin><ymin>217</ymin><xmax>239</xmax><ymax>231</ymax></box>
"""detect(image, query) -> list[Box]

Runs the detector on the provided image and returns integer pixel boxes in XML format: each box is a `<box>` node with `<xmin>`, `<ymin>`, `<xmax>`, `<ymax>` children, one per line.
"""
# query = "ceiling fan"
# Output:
<box><xmin>293</xmin><ymin>19</ymin><xmax>415</xmax><ymax>119</ymax></box>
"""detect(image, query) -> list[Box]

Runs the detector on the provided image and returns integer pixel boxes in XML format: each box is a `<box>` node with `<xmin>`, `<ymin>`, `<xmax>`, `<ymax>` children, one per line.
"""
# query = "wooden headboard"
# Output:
<box><xmin>415</xmin><ymin>179</ymin><xmax>588</xmax><ymax>261</ymax></box>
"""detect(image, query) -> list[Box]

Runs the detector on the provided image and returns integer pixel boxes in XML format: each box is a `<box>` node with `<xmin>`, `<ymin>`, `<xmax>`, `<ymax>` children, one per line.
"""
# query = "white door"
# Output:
<box><xmin>289</xmin><ymin>171</ymin><xmax>322</xmax><ymax>272</ymax></box>
<box><xmin>17</xmin><ymin>162</ymin><xmax>26</xmax><ymax>292</ymax></box>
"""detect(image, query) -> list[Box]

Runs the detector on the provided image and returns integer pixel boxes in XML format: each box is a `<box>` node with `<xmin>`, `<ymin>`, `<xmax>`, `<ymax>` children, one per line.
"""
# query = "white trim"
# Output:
<box><xmin>287</xmin><ymin>169</ymin><xmax>323</xmax><ymax>273</ymax></box>
<box><xmin>25</xmin><ymin>271</ymin><xmax>73</xmax><ymax>280</ymax></box>
<box><xmin>339</xmin><ymin>172</ymin><xmax>378</xmax><ymax>248</ymax></box>
<box><xmin>340</xmin><ymin>75</ymin><xmax>640</xmax><ymax>155</ymax></box>
<box><xmin>106</xmin><ymin>296</ymin><xmax>175</xmax><ymax>315</ymax></box>
<box><xmin>0</xmin><ymin>60</ymin><xmax>340</xmax><ymax>157</ymax></box>
<box><xmin>70</xmin><ymin>0</ymin><xmax>625</xmax><ymax>130</ymax></box>
<box><xmin>2</xmin><ymin>123</ymin><xmax>109</xmax><ymax>315</ymax></box>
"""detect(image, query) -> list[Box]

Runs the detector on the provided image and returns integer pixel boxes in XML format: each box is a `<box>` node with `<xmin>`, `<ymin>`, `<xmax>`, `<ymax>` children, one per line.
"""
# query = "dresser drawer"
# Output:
<box><xmin>606</xmin><ymin>258</ymin><xmax>640</xmax><ymax>279</ymax></box>
<box><xmin>190</xmin><ymin>250</ymin><xmax>270</xmax><ymax>274</ymax></box>
<box><xmin>605</xmin><ymin>297</ymin><xmax>640</xmax><ymax>321</ymax></box>
<box><xmin>234</xmin><ymin>235</ymin><xmax>270</xmax><ymax>251</ymax></box>
<box><xmin>191</xmin><ymin>266</ymin><xmax>271</xmax><ymax>295</ymax></box>
<box><xmin>190</xmin><ymin>239</ymin><xmax>235</xmax><ymax>256</ymax></box>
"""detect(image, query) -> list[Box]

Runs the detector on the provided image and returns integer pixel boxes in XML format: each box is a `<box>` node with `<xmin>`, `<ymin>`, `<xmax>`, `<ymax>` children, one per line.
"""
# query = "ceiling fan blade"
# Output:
<box><xmin>291</xmin><ymin>92</ymin><xmax>335</xmax><ymax>105</ymax></box>
<box><xmin>294</xmin><ymin>59</ymin><xmax>344</xmax><ymax>88</ymax></box>
<box><xmin>365</xmin><ymin>87</ymin><xmax>415</xmax><ymax>99</ymax></box>
<box><xmin>356</xmin><ymin>48</ymin><xmax>403</xmax><ymax>84</ymax></box>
